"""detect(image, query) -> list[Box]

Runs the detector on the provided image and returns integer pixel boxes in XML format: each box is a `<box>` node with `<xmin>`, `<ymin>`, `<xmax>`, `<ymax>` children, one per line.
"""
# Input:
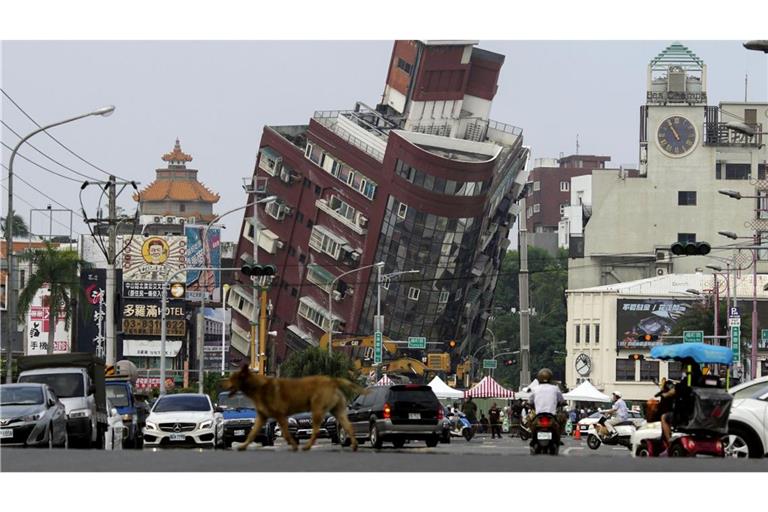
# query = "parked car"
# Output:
<box><xmin>577</xmin><ymin>410</ymin><xmax>645</xmax><ymax>436</ymax></box>
<box><xmin>340</xmin><ymin>384</ymin><xmax>444</xmax><ymax>449</ymax></box>
<box><xmin>217</xmin><ymin>391</ymin><xmax>275</xmax><ymax>448</ymax></box>
<box><xmin>288</xmin><ymin>412</ymin><xmax>339</xmax><ymax>443</ymax></box>
<box><xmin>724</xmin><ymin>384</ymin><xmax>768</xmax><ymax>458</ymax></box>
<box><xmin>0</xmin><ymin>383</ymin><xmax>68</xmax><ymax>448</ymax></box>
<box><xmin>142</xmin><ymin>393</ymin><xmax>222</xmax><ymax>448</ymax></box>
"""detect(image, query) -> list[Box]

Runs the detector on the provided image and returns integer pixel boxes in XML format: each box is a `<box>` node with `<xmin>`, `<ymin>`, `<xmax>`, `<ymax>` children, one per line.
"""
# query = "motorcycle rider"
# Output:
<box><xmin>596</xmin><ymin>391</ymin><xmax>629</xmax><ymax>438</ymax></box>
<box><xmin>527</xmin><ymin>368</ymin><xmax>565</xmax><ymax>439</ymax></box>
<box><xmin>658</xmin><ymin>357</ymin><xmax>704</xmax><ymax>451</ymax></box>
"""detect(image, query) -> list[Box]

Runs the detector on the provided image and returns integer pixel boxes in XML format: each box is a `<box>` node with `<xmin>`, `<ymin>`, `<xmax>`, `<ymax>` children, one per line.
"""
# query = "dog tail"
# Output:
<box><xmin>334</xmin><ymin>378</ymin><xmax>367</xmax><ymax>397</ymax></box>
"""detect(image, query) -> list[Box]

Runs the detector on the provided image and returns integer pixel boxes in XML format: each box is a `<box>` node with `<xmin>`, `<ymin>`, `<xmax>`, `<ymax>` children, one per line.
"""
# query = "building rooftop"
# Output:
<box><xmin>568</xmin><ymin>272</ymin><xmax>768</xmax><ymax>299</ymax></box>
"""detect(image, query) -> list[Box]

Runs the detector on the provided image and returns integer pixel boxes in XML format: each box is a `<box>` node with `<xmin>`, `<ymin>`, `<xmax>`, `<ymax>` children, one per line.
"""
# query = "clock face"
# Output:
<box><xmin>657</xmin><ymin>116</ymin><xmax>697</xmax><ymax>156</ymax></box>
<box><xmin>575</xmin><ymin>353</ymin><xmax>592</xmax><ymax>377</ymax></box>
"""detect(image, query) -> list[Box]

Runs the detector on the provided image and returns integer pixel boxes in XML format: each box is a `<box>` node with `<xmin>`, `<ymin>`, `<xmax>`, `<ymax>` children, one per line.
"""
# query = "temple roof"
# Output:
<box><xmin>161</xmin><ymin>138</ymin><xmax>193</xmax><ymax>164</ymax></box>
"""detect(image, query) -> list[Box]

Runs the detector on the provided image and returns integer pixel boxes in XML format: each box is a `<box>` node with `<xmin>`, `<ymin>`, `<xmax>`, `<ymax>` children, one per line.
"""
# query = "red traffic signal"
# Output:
<box><xmin>503</xmin><ymin>359</ymin><xmax>516</xmax><ymax>366</ymax></box>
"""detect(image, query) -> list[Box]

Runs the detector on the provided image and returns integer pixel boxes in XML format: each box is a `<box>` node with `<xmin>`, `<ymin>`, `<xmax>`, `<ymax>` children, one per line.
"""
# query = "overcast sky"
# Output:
<box><xmin>2</xmin><ymin>40</ymin><xmax>766</xmax><ymax>242</ymax></box>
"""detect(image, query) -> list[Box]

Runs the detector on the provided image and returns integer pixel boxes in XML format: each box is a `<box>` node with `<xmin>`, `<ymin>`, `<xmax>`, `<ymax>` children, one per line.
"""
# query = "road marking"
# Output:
<box><xmin>612</xmin><ymin>447</ymin><xmax>627</xmax><ymax>451</ymax></box>
<box><xmin>563</xmin><ymin>446</ymin><xmax>584</xmax><ymax>456</ymax></box>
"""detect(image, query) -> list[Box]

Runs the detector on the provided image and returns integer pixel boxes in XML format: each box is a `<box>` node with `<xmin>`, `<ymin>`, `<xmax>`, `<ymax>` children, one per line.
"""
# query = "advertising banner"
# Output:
<box><xmin>185</xmin><ymin>225</ymin><xmax>221</xmax><ymax>302</ymax></box>
<box><xmin>123</xmin><ymin>339</ymin><xmax>183</xmax><ymax>358</ymax></box>
<box><xmin>25</xmin><ymin>288</ymin><xmax>70</xmax><ymax>355</ymax></box>
<box><xmin>616</xmin><ymin>298</ymin><xmax>695</xmax><ymax>349</ymax></box>
<box><xmin>121</xmin><ymin>299</ymin><xmax>186</xmax><ymax>337</ymax></box>
<box><xmin>77</xmin><ymin>269</ymin><xmax>123</xmax><ymax>358</ymax></box>
<box><xmin>122</xmin><ymin>235</ymin><xmax>186</xmax><ymax>284</ymax></box>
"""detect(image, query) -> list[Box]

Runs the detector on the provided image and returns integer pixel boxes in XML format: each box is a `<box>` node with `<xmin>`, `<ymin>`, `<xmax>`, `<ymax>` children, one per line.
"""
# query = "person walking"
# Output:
<box><xmin>489</xmin><ymin>402</ymin><xmax>502</xmax><ymax>439</ymax></box>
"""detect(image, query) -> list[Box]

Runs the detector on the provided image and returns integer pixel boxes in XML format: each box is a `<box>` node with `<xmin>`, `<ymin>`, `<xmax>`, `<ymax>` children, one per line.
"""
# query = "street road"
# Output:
<box><xmin>3</xmin><ymin>435</ymin><xmax>767</xmax><ymax>472</ymax></box>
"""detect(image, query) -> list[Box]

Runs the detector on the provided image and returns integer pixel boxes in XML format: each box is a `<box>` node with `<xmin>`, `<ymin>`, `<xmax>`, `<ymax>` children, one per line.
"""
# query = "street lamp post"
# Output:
<box><xmin>470</xmin><ymin>340</ymin><xmax>509</xmax><ymax>380</ymax></box>
<box><xmin>327</xmin><ymin>262</ymin><xmax>384</xmax><ymax>355</ymax></box>
<box><xmin>3</xmin><ymin>105</ymin><xmax>115</xmax><ymax>383</ymax></box>
<box><xmin>221</xmin><ymin>284</ymin><xmax>230</xmax><ymax>376</ymax></box>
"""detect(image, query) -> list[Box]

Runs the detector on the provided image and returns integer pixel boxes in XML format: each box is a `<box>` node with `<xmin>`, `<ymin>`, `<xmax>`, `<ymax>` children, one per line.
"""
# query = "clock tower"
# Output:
<box><xmin>640</xmin><ymin>42</ymin><xmax>707</xmax><ymax>176</ymax></box>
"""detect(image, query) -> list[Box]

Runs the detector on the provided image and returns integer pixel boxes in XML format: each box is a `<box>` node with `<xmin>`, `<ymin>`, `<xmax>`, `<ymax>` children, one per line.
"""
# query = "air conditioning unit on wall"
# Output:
<box><xmin>332</xmin><ymin>290</ymin><xmax>343</xmax><ymax>301</ymax></box>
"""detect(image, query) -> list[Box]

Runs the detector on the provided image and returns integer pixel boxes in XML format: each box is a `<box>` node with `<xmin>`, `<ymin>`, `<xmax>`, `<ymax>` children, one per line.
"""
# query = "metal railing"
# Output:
<box><xmin>313</xmin><ymin>112</ymin><xmax>385</xmax><ymax>162</ymax></box>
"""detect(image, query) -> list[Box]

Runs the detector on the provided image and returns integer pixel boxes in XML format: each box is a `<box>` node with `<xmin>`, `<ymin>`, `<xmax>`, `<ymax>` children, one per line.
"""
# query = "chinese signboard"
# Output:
<box><xmin>123</xmin><ymin>281</ymin><xmax>166</xmax><ymax>299</ymax></box>
<box><xmin>121</xmin><ymin>300</ymin><xmax>186</xmax><ymax>337</ymax></box>
<box><xmin>123</xmin><ymin>339</ymin><xmax>182</xmax><ymax>358</ymax></box>
<box><xmin>122</xmin><ymin>235</ymin><xmax>186</xmax><ymax>284</ymax></box>
<box><xmin>616</xmin><ymin>299</ymin><xmax>695</xmax><ymax>349</ymax></box>
<box><xmin>683</xmin><ymin>330</ymin><xmax>704</xmax><ymax>344</ymax></box>
<box><xmin>77</xmin><ymin>269</ymin><xmax>106</xmax><ymax>358</ymax></box>
<box><xmin>185</xmin><ymin>225</ymin><xmax>221</xmax><ymax>302</ymax></box>
<box><xmin>26</xmin><ymin>288</ymin><xmax>70</xmax><ymax>355</ymax></box>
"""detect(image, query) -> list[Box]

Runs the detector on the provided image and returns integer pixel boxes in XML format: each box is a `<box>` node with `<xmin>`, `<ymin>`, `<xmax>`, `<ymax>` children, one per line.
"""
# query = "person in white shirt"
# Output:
<box><xmin>528</xmin><ymin>368</ymin><xmax>564</xmax><ymax>415</ymax></box>
<box><xmin>597</xmin><ymin>391</ymin><xmax>629</xmax><ymax>437</ymax></box>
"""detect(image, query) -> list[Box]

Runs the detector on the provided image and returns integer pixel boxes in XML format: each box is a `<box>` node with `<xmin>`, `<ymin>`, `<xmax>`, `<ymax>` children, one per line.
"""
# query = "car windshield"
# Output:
<box><xmin>733</xmin><ymin>381</ymin><xmax>768</xmax><ymax>400</ymax></box>
<box><xmin>153</xmin><ymin>395</ymin><xmax>211</xmax><ymax>413</ymax></box>
<box><xmin>106</xmin><ymin>385</ymin><xmax>131</xmax><ymax>407</ymax></box>
<box><xmin>18</xmin><ymin>373</ymin><xmax>84</xmax><ymax>398</ymax></box>
<box><xmin>0</xmin><ymin>386</ymin><xmax>44</xmax><ymax>405</ymax></box>
<box><xmin>218</xmin><ymin>392</ymin><xmax>254</xmax><ymax>409</ymax></box>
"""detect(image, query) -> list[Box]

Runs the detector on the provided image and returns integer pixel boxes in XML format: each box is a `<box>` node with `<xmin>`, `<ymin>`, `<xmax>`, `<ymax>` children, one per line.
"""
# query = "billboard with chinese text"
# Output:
<box><xmin>122</xmin><ymin>235</ymin><xmax>186</xmax><ymax>284</ymax></box>
<box><xmin>25</xmin><ymin>287</ymin><xmax>70</xmax><ymax>355</ymax></box>
<box><xmin>616</xmin><ymin>298</ymin><xmax>696</xmax><ymax>349</ymax></box>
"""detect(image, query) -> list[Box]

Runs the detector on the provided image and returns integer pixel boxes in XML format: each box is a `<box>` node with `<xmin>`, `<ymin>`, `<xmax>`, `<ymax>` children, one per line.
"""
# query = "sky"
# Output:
<box><xmin>1</xmin><ymin>40</ymin><xmax>766</xmax><ymax>243</ymax></box>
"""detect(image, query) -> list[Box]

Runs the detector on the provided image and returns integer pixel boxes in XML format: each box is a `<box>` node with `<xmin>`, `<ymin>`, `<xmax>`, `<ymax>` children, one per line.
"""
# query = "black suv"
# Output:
<box><xmin>338</xmin><ymin>384</ymin><xmax>444</xmax><ymax>449</ymax></box>
<box><xmin>286</xmin><ymin>412</ymin><xmax>339</xmax><ymax>443</ymax></box>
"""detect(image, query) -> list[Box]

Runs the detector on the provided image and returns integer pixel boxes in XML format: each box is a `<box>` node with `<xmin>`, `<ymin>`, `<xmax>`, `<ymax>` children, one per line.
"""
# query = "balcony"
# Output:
<box><xmin>313</xmin><ymin>111</ymin><xmax>386</xmax><ymax>162</ymax></box>
<box><xmin>315</xmin><ymin>198</ymin><xmax>367</xmax><ymax>235</ymax></box>
<box><xmin>704</xmin><ymin>122</ymin><xmax>763</xmax><ymax>147</ymax></box>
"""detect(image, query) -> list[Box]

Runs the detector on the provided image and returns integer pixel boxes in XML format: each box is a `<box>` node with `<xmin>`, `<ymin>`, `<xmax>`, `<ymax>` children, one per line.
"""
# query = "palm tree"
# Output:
<box><xmin>1</xmin><ymin>211</ymin><xmax>30</xmax><ymax>238</ymax></box>
<box><xmin>17</xmin><ymin>242</ymin><xmax>89</xmax><ymax>354</ymax></box>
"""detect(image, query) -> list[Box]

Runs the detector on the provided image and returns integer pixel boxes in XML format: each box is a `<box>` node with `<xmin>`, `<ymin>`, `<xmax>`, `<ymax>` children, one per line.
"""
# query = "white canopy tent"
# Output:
<box><xmin>562</xmin><ymin>380</ymin><xmax>611</xmax><ymax>402</ymax></box>
<box><xmin>427</xmin><ymin>376</ymin><xmax>465</xmax><ymax>400</ymax></box>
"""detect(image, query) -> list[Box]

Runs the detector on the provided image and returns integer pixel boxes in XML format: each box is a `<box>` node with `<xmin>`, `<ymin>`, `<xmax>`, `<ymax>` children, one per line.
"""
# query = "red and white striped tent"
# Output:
<box><xmin>376</xmin><ymin>374</ymin><xmax>394</xmax><ymax>386</ymax></box>
<box><xmin>464</xmin><ymin>376</ymin><xmax>515</xmax><ymax>399</ymax></box>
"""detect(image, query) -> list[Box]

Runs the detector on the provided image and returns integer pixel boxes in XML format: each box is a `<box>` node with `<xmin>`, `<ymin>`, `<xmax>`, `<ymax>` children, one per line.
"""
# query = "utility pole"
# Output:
<box><xmin>106</xmin><ymin>175</ymin><xmax>117</xmax><ymax>365</ymax></box>
<box><xmin>518</xmin><ymin>197</ymin><xmax>531</xmax><ymax>387</ymax></box>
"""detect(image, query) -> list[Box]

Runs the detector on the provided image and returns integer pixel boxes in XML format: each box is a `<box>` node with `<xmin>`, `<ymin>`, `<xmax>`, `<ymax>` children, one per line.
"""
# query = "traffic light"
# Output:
<box><xmin>629</xmin><ymin>353</ymin><xmax>645</xmax><ymax>361</ymax></box>
<box><xmin>448</xmin><ymin>340</ymin><xmax>457</xmax><ymax>350</ymax></box>
<box><xmin>637</xmin><ymin>333</ymin><xmax>658</xmax><ymax>343</ymax></box>
<box><xmin>670</xmin><ymin>241</ymin><xmax>711</xmax><ymax>256</ymax></box>
<box><xmin>503</xmin><ymin>359</ymin><xmax>516</xmax><ymax>366</ymax></box>
<box><xmin>241</xmin><ymin>262</ymin><xmax>277</xmax><ymax>277</ymax></box>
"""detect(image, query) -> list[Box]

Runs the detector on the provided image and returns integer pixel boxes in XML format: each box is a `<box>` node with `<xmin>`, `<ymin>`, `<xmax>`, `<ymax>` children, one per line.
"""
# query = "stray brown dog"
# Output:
<box><xmin>224</xmin><ymin>365</ymin><xmax>363</xmax><ymax>452</ymax></box>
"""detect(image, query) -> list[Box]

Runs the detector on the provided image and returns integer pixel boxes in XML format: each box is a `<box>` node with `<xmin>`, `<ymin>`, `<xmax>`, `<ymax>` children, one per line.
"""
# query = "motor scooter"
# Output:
<box><xmin>529</xmin><ymin>413</ymin><xmax>560</xmax><ymax>455</ymax></box>
<box><xmin>586</xmin><ymin>412</ymin><xmax>641</xmax><ymax>450</ymax></box>
<box><xmin>447</xmin><ymin>410</ymin><xmax>475</xmax><ymax>441</ymax></box>
<box><xmin>630</xmin><ymin>342</ymin><xmax>733</xmax><ymax>458</ymax></box>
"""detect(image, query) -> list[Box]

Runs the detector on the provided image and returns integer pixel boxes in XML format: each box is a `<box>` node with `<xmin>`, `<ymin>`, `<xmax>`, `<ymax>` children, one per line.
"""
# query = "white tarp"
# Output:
<box><xmin>427</xmin><ymin>376</ymin><xmax>465</xmax><ymax>399</ymax></box>
<box><xmin>563</xmin><ymin>380</ymin><xmax>611</xmax><ymax>402</ymax></box>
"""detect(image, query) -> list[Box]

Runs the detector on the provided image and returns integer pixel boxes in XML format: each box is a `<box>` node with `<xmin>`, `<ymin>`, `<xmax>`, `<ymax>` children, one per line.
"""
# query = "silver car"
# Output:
<box><xmin>0</xmin><ymin>383</ymin><xmax>68</xmax><ymax>448</ymax></box>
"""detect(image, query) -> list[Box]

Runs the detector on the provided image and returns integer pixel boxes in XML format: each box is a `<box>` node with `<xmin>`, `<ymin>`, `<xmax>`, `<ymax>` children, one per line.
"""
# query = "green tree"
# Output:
<box><xmin>17</xmin><ymin>242</ymin><xmax>88</xmax><ymax>354</ymax></box>
<box><xmin>1</xmin><ymin>211</ymin><xmax>30</xmax><ymax>238</ymax></box>
<box><xmin>670</xmin><ymin>300</ymin><xmax>745</xmax><ymax>340</ymax></box>
<box><xmin>488</xmin><ymin>247</ymin><xmax>569</xmax><ymax>390</ymax></box>
<box><xmin>280</xmin><ymin>347</ymin><xmax>359</xmax><ymax>382</ymax></box>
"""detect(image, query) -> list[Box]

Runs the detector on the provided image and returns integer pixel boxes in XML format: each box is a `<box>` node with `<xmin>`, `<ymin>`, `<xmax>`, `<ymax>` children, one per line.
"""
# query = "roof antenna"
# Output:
<box><xmin>576</xmin><ymin>133</ymin><xmax>580</xmax><ymax>155</ymax></box>
<box><xmin>745</xmin><ymin>73</ymin><xmax>748</xmax><ymax>102</ymax></box>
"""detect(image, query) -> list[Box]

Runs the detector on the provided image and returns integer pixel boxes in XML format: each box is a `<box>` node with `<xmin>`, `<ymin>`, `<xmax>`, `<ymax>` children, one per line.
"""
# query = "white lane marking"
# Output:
<box><xmin>612</xmin><ymin>447</ymin><xmax>627</xmax><ymax>451</ymax></box>
<box><xmin>563</xmin><ymin>446</ymin><xmax>584</xmax><ymax>456</ymax></box>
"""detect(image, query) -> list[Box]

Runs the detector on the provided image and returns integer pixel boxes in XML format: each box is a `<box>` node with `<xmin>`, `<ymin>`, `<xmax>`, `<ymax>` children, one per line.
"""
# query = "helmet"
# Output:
<box><xmin>612</xmin><ymin>390</ymin><xmax>622</xmax><ymax>398</ymax></box>
<box><xmin>536</xmin><ymin>368</ymin><xmax>553</xmax><ymax>383</ymax></box>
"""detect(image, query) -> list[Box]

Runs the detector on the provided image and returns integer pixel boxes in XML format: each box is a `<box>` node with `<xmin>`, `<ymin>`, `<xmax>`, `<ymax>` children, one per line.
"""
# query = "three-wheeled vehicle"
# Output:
<box><xmin>631</xmin><ymin>343</ymin><xmax>733</xmax><ymax>457</ymax></box>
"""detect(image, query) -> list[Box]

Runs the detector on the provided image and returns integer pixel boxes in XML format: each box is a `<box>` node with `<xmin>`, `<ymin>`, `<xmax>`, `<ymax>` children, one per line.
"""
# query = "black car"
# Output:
<box><xmin>287</xmin><ymin>412</ymin><xmax>339</xmax><ymax>443</ymax></box>
<box><xmin>217</xmin><ymin>391</ymin><xmax>276</xmax><ymax>448</ymax></box>
<box><xmin>0</xmin><ymin>383</ymin><xmax>68</xmax><ymax>448</ymax></box>
<box><xmin>340</xmin><ymin>384</ymin><xmax>444</xmax><ymax>449</ymax></box>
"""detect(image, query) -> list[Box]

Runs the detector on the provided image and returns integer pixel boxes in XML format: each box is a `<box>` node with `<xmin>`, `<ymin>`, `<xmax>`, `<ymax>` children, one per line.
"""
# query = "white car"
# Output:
<box><xmin>142</xmin><ymin>393</ymin><xmax>222</xmax><ymax>448</ymax></box>
<box><xmin>724</xmin><ymin>383</ymin><xmax>768</xmax><ymax>459</ymax></box>
<box><xmin>577</xmin><ymin>410</ymin><xmax>645</xmax><ymax>436</ymax></box>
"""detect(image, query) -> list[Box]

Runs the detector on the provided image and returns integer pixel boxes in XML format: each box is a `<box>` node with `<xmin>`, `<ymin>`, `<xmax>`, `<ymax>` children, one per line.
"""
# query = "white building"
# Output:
<box><xmin>558</xmin><ymin>174</ymin><xmax>593</xmax><ymax>250</ymax></box>
<box><xmin>565</xmin><ymin>273</ymin><xmax>768</xmax><ymax>402</ymax></box>
<box><xmin>568</xmin><ymin>42</ymin><xmax>768</xmax><ymax>291</ymax></box>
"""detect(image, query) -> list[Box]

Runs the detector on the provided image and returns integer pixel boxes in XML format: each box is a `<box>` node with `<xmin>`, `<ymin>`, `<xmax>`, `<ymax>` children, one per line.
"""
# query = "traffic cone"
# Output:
<box><xmin>574</xmin><ymin>426</ymin><xmax>581</xmax><ymax>440</ymax></box>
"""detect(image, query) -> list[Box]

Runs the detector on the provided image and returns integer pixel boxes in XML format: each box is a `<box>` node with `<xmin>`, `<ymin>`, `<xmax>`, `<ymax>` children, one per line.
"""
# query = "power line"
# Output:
<box><xmin>1</xmin><ymin>120</ymin><xmax>98</xmax><ymax>181</ymax></box>
<box><xmin>1</xmin><ymin>163</ymin><xmax>83</xmax><ymax>220</ymax></box>
<box><xmin>0</xmin><ymin>183</ymin><xmax>83</xmax><ymax>236</ymax></box>
<box><xmin>1</xmin><ymin>141</ymin><xmax>82</xmax><ymax>183</ymax></box>
<box><xmin>1</xmin><ymin>88</ymin><xmax>130</xmax><ymax>182</ymax></box>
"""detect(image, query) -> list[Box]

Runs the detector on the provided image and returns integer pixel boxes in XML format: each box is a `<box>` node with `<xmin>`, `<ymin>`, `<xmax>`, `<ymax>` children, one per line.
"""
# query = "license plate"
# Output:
<box><xmin>169</xmin><ymin>433</ymin><xmax>186</xmax><ymax>441</ymax></box>
<box><xmin>408</xmin><ymin>413</ymin><xmax>420</xmax><ymax>420</ymax></box>
<box><xmin>234</xmin><ymin>429</ymin><xmax>246</xmax><ymax>436</ymax></box>
<box><xmin>537</xmin><ymin>432</ymin><xmax>552</xmax><ymax>440</ymax></box>
<box><xmin>0</xmin><ymin>429</ymin><xmax>12</xmax><ymax>439</ymax></box>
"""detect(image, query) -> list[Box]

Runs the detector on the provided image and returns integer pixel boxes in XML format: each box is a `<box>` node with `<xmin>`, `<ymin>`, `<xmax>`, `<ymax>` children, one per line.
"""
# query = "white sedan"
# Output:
<box><xmin>142</xmin><ymin>393</ymin><xmax>222</xmax><ymax>448</ymax></box>
<box><xmin>724</xmin><ymin>382</ymin><xmax>768</xmax><ymax>459</ymax></box>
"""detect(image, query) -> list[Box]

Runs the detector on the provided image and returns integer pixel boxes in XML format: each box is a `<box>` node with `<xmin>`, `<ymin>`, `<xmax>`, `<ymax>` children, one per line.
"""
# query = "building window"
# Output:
<box><xmin>439</xmin><ymin>290</ymin><xmax>449</xmax><ymax>303</ymax></box>
<box><xmin>346</xmin><ymin>170</ymin><xmax>355</xmax><ymax>186</ymax></box>
<box><xmin>616</xmin><ymin>359</ymin><xmax>636</xmax><ymax>381</ymax></box>
<box><xmin>559</xmin><ymin>203</ymin><xmax>567</xmax><ymax>216</ymax></box>
<box><xmin>291</xmin><ymin>288</ymin><xmax>298</xmax><ymax>297</ymax></box>
<box><xmin>179</xmin><ymin>204</ymin><xmax>186</xmax><ymax>212</ymax></box>
<box><xmin>759</xmin><ymin>232</ymin><xmax>768</xmax><ymax>261</ymax></box>
<box><xmin>397</xmin><ymin>58</ymin><xmax>412</xmax><ymax>74</ymax></box>
<box><xmin>299</xmin><ymin>253</ymin><xmax>306</xmax><ymax>263</ymax></box>
<box><xmin>359</xmin><ymin>178</ymin><xmax>377</xmax><ymax>200</ymax></box>
<box><xmin>640</xmin><ymin>360</ymin><xmax>660</xmax><ymax>381</ymax></box>
<box><xmin>533</xmin><ymin>203</ymin><xmax>540</xmax><ymax>213</ymax></box>
<box><xmin>594</xmin><ymin>324</ymin><xmax>600</xmax><ymax>344</ymax></box>
<box><xmin>314</xmin><ymin>185</ymin><xmax>322</xmax><ymax>196</ymax></box>
<box><xmin>668</xmin><ymin>361</ymin><xmax>683</xmax><ymax>379</ymax></box>
<box><xmin>308</xmin><ymin>225</ymin><xmax>344</xmax><ymax>260</ymax></box>
<box><xmin>304</xmin><ymin>143</ymin><xmax>313</xmax><ymax>159</ymax></box>
<box><xmin>560</xmin><ymin>181</ymin><xmax>570</xmax><ymax>192</ymax></box>
<box><xmin>575</xmin><ymin>324</ymin><xmax>580</xmax><ymax>344</ymax></box>
<box><xmin>716</xmin><ymin>162</ymin><xmax>750</xmax><ymax>180</ymax></box>
<box><xmin>677</xmin><ymin>233</ymin><xmax>696</xmax><ymax>244</ymax></box>
<box><xmin>526</xmin><ymin>207</ymin><xmax>532</xmax><ymax>219</ymax></box>
<box><xmin>306</xmin><ymin>220</ymin><xmax>314</xmax><ymax>229</ymax></box>
<box><xmin>298</xmin><ymin>297</ymin><xmax>334</xmax><ymax>330</ymax></box>
<box><xmin>307</xmin><ymin>264</ymin><xmax>334</xmax><ymax>293</ymax></box>
<box><xmin>585</xmin><ymin>324</ymin><xmax>591</xmax><ymax>343</ymax></box>
<box><xmin>533</xmin><ymin>181</ymin><xmax>541</xmax><ymax>192</ymax></box>
<box><xmin>381</xmin><ymin>276</ymin><xmax>391</xmax><ymax>290</ymax></box>
<box><xmin>678</xmin><ymin>191</ymin><xmax>697</xmax><ymax>206</ymax></box>
<box><xmin>397</xmin><ymin>203</ymin><xmax>408</xmax><ymax>219</ymax></box>
<box><xmin>408</xmin><ymin>287</ymin><xmax>420</xmax><ymax>301</ymax></box>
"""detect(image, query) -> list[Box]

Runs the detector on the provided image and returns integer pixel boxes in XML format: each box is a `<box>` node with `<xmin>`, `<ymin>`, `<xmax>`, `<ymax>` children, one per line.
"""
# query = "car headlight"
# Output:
<box><xmin>288</xmin><ymin>417</ymin><xmax>297</xmax><ymax>425</ymax></box>
<box><xmin>145</xmin><ymin>421</ymin><xmax>157</xmax><ymax>431</ymax></box>
<box><xmin>121</xmin><ymin>414</ymin><xmax>133</xmax><ymax>422</ymax></box>
<box><xmin>22</xmin><ymin>411</ymin><xmax>45</xmax><ymax>422</ymax></box>
<box><xmin>199</xmin><ymin>420</ymin><xmax>213</xmax><ymax>430</ymax></box>
<box><xmin>68</xmin><ymin>409</ymin><xmax>91</xmax><ymax>419</ymax></box>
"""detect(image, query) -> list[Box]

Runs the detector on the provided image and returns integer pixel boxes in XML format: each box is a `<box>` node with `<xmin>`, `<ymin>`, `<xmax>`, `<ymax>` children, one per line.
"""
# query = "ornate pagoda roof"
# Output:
<box><xmin>161</xmin><ymin>138</ymin><xmax>193</xmax><ymax>164</ymax></box>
